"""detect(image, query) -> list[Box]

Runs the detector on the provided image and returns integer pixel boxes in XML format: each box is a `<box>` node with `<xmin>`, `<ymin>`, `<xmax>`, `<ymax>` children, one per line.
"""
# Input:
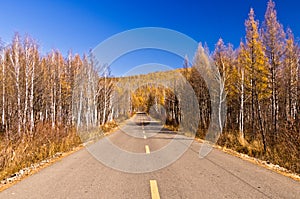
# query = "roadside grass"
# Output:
<box><xmin>0</xmin><ymin>119</ymin><xmax>121</xmax><ymax>182</ymax></box>
<box><xmin>0</xmin><ymin>123</ymin><xmax>81</xmax><ymax>181</ymax></box>
<box><xmin>164</xmin><ymin>122</ymin><xmax>300</xmax><ymax>175</ymax></box>
<box><xmin>78</xmin><ymin>120</ymin><xmax>119</xmax><ymax>144</ymax></box>
<box><xmin>215</xmin><ymin>129</ymin><xmax>300</xmax><ymax>175</ymax></box>
<box><xmin>0</xmin><ymin>120</ymin><xmax>120</xmax><ymax>191</ymax></box>
<box><xmin>100</xmin><ymin>120</ymin><xmax>118</xmax><ymax>134</ymax></box>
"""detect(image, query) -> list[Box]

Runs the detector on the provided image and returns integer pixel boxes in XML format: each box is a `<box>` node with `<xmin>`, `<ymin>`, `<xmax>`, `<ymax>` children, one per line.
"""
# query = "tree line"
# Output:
<box><xmin>191</xmin><ymin>0</ymin><xmax>299</xmax><ymax>172</ymax></box>
<box><xmin>0</xmin><ymin>33</ymin><xmax>116</xmax><ymax>178</ymax></box>
<box><xmin>125</xmin><ymin>0</ymin><xmax>299</xmax><ymax>173</ymax></box>
<box><xmin>0</xmin><ymin>34</ymin><xmax>115</xmax><ymax>140</ymax></box>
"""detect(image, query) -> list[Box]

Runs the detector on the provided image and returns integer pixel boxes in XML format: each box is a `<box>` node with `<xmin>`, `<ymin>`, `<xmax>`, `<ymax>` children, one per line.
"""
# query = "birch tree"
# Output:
<box><xmin>9</xmin><ymin>34</ymin><xmax>22</xmax><ymax>136</ymax></box>
<box><xmin>213</xmin><ymin>38</ymin><xmax>238</xmax><ymax>130</ymax></box>
<box><xmin>0</xmin><ymin>41</ymin><xmax>5</xmax><ymax>130</ymax></box>
<box><xmin>237</xmin><ymin>42</ymin><xmax>247</xmax><ymax>138</ymax></box>
<box><xmin>23</xmin><ymin>36</ymin><xmax>38</xmax><ymax>133</ymax></box>
<box><xmin>99</xmin><ymin>66</ymin><xmax>114</xmax><ymax>125</ymax></box>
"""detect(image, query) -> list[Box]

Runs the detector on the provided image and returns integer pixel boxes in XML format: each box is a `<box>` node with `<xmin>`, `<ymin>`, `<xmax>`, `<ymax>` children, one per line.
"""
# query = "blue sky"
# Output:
<box><xmin>0</xmin><ymin>0</ymin><xmax>299</xmax><ymax>76</ymax></box>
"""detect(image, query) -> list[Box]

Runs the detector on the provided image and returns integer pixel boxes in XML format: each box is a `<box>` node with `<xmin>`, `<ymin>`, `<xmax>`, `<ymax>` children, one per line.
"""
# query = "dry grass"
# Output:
<box><xmin>77</xmin><ymin>120</ymin><xmax>119</xmax><ymax>145</ymax></box>
<box><xmin>0</xmin><ymin>120</ymin><xmax>120</xmax><ymax>190</ymax></box>
<box><xmin>217</xmin><ymin>129</ymin><xmax>300</xmax><ymax>174</ymax></box>
<box><xmin>100</xmin><ymin>120</ymin><xmax>118</xmax><ymax>133</ymax></box>
<box><xmin>0</xmin><ymin>123</ymin><xmax>81</xmax><ymax>180</ymax></box>
<box><xmin>164</xmin><ymin>124</ymin><xmax>179</xmax><ymax>132</ymax></box>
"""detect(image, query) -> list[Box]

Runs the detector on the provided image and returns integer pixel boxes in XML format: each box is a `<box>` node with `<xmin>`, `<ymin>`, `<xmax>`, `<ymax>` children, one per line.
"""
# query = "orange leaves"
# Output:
<box><xmin>241</xmin><ymin>8</ymin><xmax>270</xmax><ymax>100</ymax></box>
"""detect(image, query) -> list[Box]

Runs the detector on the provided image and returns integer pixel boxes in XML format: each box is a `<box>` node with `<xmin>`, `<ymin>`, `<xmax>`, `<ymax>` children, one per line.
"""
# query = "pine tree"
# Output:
<box><xmin>282</xmin><ymin>29</ymin><xmax>299</xmax><ymax>124</ymax></box>
<box><xmin>262</xmin><ymin>0</ymin><xmax>286</xmax><ymax>137</ymax></box>
<box><xmin>243</xmin><ymin>8</ymin><xmax>269</xmax><ymax>151</ymax></box>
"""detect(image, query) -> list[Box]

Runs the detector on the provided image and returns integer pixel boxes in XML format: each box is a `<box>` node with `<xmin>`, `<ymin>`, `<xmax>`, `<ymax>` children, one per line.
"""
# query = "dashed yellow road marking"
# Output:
<box><xmin>143</xmin><ymin>130</ymin><xmax>145</xmax><ymax>134</ymax></box>
<box><xmin>144</xmin><ymin>135</ymin><xmax>147</xmax><ymax>139</ymax></box>
<box><xmin>145</xmin><ymin>145</ymin><xmax>150</xmax><ymax>154</ymax></box>
<box><xmin>150</xmin><ymin>180</ymin><xmax>160</xmax><ymax>199</ymax></box>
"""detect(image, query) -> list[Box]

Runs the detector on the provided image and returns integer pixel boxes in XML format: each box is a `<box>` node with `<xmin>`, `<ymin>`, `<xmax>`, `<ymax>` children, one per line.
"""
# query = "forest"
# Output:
<box><xmin>0</xmin><ymin>0</ymin><xmax>299</xmax><ymax>179</ymax></box>
<box><xmin>123</xmin><ymin>1</ymin><xmax>300</xmax><ymax>173</ymax></box>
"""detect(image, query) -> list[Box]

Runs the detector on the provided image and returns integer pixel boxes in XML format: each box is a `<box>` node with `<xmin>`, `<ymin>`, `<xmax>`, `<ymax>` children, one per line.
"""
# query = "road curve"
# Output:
<box><xmin>1</xmin><ymin>114</ymin><xmax>299</xmax><ymax>199</ymax></box>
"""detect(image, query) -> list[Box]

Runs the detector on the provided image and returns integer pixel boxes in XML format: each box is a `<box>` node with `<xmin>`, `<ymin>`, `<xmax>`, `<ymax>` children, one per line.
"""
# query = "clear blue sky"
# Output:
<box><xmin>0</xmin><ymin>0</ymin><xmax>299</xmax><ymax>76</ymax></box>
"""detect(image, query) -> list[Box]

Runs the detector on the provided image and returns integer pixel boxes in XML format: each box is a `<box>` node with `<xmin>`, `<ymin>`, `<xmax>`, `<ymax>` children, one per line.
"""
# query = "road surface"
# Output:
<box><xmin>1</xmin><ymin>114</ymin><xmax>299</xmax><ymax>198</ymax></box>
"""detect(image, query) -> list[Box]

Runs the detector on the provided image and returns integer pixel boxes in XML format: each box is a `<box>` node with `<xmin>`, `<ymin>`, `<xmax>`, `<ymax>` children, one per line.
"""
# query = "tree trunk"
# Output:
<box><xmin>240</xmin><ymin>67</ymin><xmax>244</xmax><ymax>138</ymax></box>
<box><xmin>1</xmin><ymin>52</ymin><xmax>5</xmax><ymax>128</ymax></box>
<box><xmin>30</xmin><ymin>58</ymin><xmax>35</xmax><ymax>134</ymax></box>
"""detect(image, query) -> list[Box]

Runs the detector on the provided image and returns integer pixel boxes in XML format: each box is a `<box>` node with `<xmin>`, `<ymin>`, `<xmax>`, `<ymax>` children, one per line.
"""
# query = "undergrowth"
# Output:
<box><xmin>0</xmin><ymin>123</ymin><xmax>81</xmax><ymax>180</ymax></box>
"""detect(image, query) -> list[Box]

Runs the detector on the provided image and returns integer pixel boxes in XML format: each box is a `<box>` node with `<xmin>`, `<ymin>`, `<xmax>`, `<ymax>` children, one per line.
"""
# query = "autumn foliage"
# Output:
<box><xmin>0</xmin><ymin>0</ymin><xmax>299</xmax><ymax>179</ymax></box>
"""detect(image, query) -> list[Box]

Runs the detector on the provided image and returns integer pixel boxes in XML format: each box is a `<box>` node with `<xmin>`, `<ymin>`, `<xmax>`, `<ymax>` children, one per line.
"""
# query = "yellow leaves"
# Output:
<box><xmin>213</xmin><ymin>38</ymin><xmax>238</xmax><ymax>101</ymax></box>
<box><xmin>130</xmin><ymin>85</ymin><xmax>166</xmax><ymax>112</ymax></box>
<box><xmin>237</xmin><ymin>8</ymin><xmax>271</xmax><ymax>101</ymax></box>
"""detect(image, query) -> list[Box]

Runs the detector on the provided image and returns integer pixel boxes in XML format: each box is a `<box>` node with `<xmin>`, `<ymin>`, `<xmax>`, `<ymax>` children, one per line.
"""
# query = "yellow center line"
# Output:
<box><xmin>145</xmin><ymin>145</ymin><xmax>150</xmax><ymax>154</ymax></box>
<box><xmin>150</xmin><ymin>180</ymin><xmax>160</xmax><ymax>199</ymax></box>
<box><xmin>144</xmin><ymin>135</ymin><xmax>147</xmax><ymax>139</ymax></box>
<box><xmin>143</xmin><ymin>130</ymin><xmax>145</xmax><ymax>134</ymax></box>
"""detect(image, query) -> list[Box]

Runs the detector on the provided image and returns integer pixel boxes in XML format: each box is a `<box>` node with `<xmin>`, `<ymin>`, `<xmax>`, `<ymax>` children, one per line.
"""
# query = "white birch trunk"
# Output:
<box><xmin>58</xmin><ymin>59</ymin><xmax>62</xmax><ymax>125</ymax></box>
<box><xmin>23</xmin><ymin>45</ymin><xmax>30</xmax><ymax>132</ymax></box>
<box><xmin>30</xmin><ymin>54</ymin><xmax>35</xmax><ymax>133</ymax></box>
<box><xmin>102</xmin><ymin>72</ymin><xmax>107</xmax><ymax>125</ymax></box>
<box><xmin>9</xmin><ymin>39</ymin><xmax>22</xmax><ymax>136</ymax></box>
<box><xmin>240</xmin><ymin>67</ymin><xmax>244</xmax><ymax>138</ymax></box>
<box><xmin>51</xmin><ymin>54</ymin><xmax>56</xmax><ymax>129</ymax></box>
<box><xmin>1</xmin><ymin>51</ymin><xmax>5</xmax><ymax>127</ymax></box>
<box><xmin>16</xmin><ymin>61</ymin><xmax>21</xmax><ymax>136</ymax></box>
<box><xmin>77</xmin><ymin>89</ymin><xmax>83</xmax><ymax>130</ymax></box>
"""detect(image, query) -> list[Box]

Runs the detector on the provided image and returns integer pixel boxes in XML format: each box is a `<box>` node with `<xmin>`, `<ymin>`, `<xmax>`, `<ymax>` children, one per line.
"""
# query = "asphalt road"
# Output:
<box><xmin>1</xmin><ymin>114</ymin><xmax>299</xmax><ymax>199</ymax></box>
